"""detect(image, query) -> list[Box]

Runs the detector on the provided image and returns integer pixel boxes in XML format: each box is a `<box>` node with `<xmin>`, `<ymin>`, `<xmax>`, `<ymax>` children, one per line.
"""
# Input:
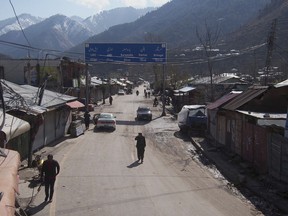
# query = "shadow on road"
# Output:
<box><xmin>174</xmin><ymin>131</ymin><xmax>191</xmax><ymax>141</ymax></box>
<box><xmin>116</xmin><ymin>120</ymin><xmax>149</xmax><ymax>126</ymax></box>
<box><xmin>117</xmin><ymin>115</ymin><xmax>164</xmax><ymax>126</ymax></box>
<box><xmin>25</xmin><ymin>201</ymin><xmax>49</xmax><ymax>215</ymax></box>
<box><xmin>127</xmin><ymin>160</ymin><xmax>142</xmax><ymax>168</ymax></box>
<box><xmin>93</xmin><ymin>126</ymin><xmax>115</xmax><ymax>133</ymax></box>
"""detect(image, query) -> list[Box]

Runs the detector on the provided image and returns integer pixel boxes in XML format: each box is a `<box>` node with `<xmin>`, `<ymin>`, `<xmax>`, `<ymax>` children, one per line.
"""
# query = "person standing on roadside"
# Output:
<box><xmin>41</xmin><ymin>154</ymin><xmax>60</xmax><ymax>202</ymax></box>
<box><xmin>135</xmin><ymin>133</ymin><xmax>146</xmax><ymax>163</ymax></box>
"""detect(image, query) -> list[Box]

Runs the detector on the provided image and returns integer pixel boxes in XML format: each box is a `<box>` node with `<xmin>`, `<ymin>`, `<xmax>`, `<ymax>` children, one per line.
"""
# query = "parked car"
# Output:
<box><xmin>93</xmin><ymin>113</ymin><xmax>116</xmax><ymax>130</ymax></box>
<box><xmin>177</xmin><ymin>105</ymin><xmax>207</xmax><ymax>133</ymax></box>
<box><xmin>136</xmin><ymin>106</ymin><xmax>152</xmax><ymax>121</ymax></box>
<box><xmin>118</xmin><ymin>89</ymin><xmax>125</xmax><ymax>95</ymax></box>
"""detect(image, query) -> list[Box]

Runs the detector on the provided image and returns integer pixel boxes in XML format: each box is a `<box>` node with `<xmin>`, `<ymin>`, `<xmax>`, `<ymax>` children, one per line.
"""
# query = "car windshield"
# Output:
<box><xmin>138</xmin><ymin>107</ymin><xmax>150</xmax><ymax>112</ymax></box>
<box><xmin>99</xmin><ymin>113</ymin><xmax>113</xmax><ymax>118</ymax></box>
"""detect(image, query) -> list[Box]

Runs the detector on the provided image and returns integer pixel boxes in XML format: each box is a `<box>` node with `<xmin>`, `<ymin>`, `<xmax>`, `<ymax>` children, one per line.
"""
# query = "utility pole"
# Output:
<box><xmin>27</xmin><ymin>61</ymin><xmax>31</xmax><ymax>85</ymax></box>
<box><xmin>0</xmin><ymin>80</ymin><xmax>5</xmax><ymax>129</ymax></box>
<box><xmin>264</xmin><ymin>19</ymin><xmax>277</xmax><ymax>86</ymax></box>
<box><xmin>85</xmin><ymin>64</ymin><xmax>89</xmax><ymax>112</ymax></box>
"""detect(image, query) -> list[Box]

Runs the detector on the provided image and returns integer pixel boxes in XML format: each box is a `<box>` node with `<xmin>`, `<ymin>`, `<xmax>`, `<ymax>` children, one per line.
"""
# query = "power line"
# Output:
<box><xmin>264</xmin><ymin>19</ymin><xmax>277</xmax><ymax>85</ymax></box>
<box><xmin>9</xmin><ymin>0</ymin><xmax>31</xmax><ymax>57</ymax></box>
<box><xmin>0</xmin><ymin>40</ymin><xmax>83</xmax><ymax>58</ymax></box>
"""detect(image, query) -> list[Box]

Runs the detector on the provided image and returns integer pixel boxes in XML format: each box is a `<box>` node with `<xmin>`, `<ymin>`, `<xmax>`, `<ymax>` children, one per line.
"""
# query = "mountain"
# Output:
<box><xmin>0</xmin><ymin>14</ymin><xmax>43</xmax><ymax>36</ymax></box>
<box><xmin>70</xmin><ymin>0</ymin><xmax>270</xmax><ymax>54</ymax></box>
<box><xmin>224</xmin><ymin>0</ymin><xmax>288</xmax><ymax>54</ymax></box>
<box><xmin>68</xmin><ymin>0</ymin><xmax>288</xmax><ymax>81</ymax></box>
<box><xmin>0</xmin><ymin>7</ymin><xmax>155</xmax><ymax>58</ymax></box>
<box><xmin>0</xmin><ymin>14</ymin><xmax>93</xmax><ymax>58</ymax></box>
<box><xmin>201</xmin><ymin>0</ymin><xmax>288</xmax><ymax>75</ymax></box>
<box><xmin>83</xmin><ymin>7</ymin><xmax>155</xmax><ymax>35</ymax></box>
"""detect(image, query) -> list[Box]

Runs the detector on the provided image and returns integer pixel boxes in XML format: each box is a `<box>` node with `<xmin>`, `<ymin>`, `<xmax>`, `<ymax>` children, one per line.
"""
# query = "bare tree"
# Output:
<box><xmin>196</xmin><ymin>20</ymin><xmax>220</xmax><ymax>102</ymax></box>
<box><xmin>144</xmin><ymin>32</ymin><xmax>164</xmax><ymax>91</ymax></box>
<box><xmin>168</xmin><ymin>64</ymin><xmax>190</xmax><ymax>90</ymax></box>
<box><xmin>144</xmin><ymin>32</ymin><xmax>162</xmax><ymax>43</ymax></box>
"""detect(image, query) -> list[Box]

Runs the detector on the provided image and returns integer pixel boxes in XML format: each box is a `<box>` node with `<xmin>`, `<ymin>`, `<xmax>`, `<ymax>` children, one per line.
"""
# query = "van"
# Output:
<box><xmin>177</xmin><ymin>105</ymin><xmax>207</xmax><ymax>133</ymax></box>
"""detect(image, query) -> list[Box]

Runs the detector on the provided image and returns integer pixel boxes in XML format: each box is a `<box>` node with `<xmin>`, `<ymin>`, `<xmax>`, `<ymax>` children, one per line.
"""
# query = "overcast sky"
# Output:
<box><xmin>1</xmin><ymin>0</ymin><xmax>169</xmax><ymax>20</ymax></box>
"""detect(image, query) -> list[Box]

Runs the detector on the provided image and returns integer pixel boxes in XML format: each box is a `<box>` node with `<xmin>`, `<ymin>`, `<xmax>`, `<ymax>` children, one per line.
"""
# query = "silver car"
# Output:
<box><xmin>94</xmin><ymin>113</ymin><xmax>116</xmax><ymax>130</ymax></box>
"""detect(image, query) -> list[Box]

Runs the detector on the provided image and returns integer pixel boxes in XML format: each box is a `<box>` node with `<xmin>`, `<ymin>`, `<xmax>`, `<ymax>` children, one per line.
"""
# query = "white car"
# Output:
<box><xmin>94</xmin><ymin>113</ymin><xmax>116</xmax><ymax>130</ymax></box>
<box><xmin>118</xmin><ymin>89</ymin><xmax>125</xmax><ymax>95</ymax></box>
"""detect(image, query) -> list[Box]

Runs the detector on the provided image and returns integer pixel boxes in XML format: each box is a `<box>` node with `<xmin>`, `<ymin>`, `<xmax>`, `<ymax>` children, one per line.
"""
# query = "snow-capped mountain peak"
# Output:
<box><xmin>0</xmin><ymin>13</ymin><xmax>43</xmax><ymax>36</ymax></box>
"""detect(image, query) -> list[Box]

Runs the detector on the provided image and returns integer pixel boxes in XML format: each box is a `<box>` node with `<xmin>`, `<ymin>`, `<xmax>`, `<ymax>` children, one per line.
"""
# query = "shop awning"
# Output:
<box><xmin>0</xmin><ymin>113</ymin><xmax>31</xmax><ymax>142</ymax></box>
<box><xmin>0</xmin><ymin>148</ymin><xmax>20</xmax><ymax>216</ymax></box>
<box><xmin>66</xmin><ymin>100</ymin><xmax>85</xmax><ymax>109</ymax></box>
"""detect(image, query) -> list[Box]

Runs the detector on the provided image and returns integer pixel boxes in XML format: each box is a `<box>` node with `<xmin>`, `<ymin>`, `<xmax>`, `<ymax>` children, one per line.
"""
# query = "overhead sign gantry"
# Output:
<box><xmin>84</xmin><ymin>42</ymin><xmax>167</xmax><ymax>116</ymax></box>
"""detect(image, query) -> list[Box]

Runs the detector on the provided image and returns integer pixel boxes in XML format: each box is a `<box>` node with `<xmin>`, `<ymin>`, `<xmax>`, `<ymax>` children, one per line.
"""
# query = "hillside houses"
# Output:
<box><xmin>189</xmin><ymin>73</ymin><xmax>250</xmax><ymax>103</ymax></box>
<box><xmin>172</xmin><ymin>73</ymin><xmax>250</xmax><ymax>112</ymax></box>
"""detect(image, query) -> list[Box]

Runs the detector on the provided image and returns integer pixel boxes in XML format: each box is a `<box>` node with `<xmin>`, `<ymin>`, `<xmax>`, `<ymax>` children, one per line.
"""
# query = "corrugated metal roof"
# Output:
<box><xmin>2</xmin><ymin>80</ymin><xmax>77</xmax><ymax>112</ymax></box>
<box><xmin>222</xmin><ymin>86</ymin><xmax>268</xmax><ymax>111</ymax></box>
<box><xmin>20</xmin><ymin>84</ymin><xmax>77</xmax><ymax>108</ymax></box>
<box><xmin>0</xmin><ymin>110</ymin><xmax>30</xmax><ymax>141</ymax></box>
<box><xmin>237</xmin><ymin>110</ymin><xmax>287</xmax><ymax>119</ymax></box>
<box><xmin>207</xmin><ymin>92</ymin><xmax>241</xmax><ymax>110</ymax></box>
<box><xmin>178</xmin><ymin>86</ymin><xmax>196</xmax><ymax>93</ymax></box>
<box><xmin>90</xmin><ymin>77</ymin><xmax>107</xmax><ymax>86</ymax></box>
<box><xmin>126</xmin><ymin>80</ymin><xmax>134</xmax><ymax>85</ymax></box>
<box><xmin>275</xmin><ymin>79</ymin><xmax>288</xmax><ymax>88</ymax></box>
<box><xmin>182</xmin><ymin>105</ymin><xmax>206</xmax><ymax>110</ymax></box>
<box><xmin>237</xmin><ymin>110</ymin><xmax>286</xmax><ymax>128</ymax></box>
<box><xmin>191</xmin><ymin>75</ymin><xmax>245</xmax><ymax>84</ymax></box>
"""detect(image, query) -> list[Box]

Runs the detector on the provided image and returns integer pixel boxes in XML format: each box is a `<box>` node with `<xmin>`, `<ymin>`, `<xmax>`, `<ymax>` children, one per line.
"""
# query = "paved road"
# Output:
<box><xmin>27</xmin><ymin>85</ymin><xmax>261</xmax><ymax>216</ymax></box>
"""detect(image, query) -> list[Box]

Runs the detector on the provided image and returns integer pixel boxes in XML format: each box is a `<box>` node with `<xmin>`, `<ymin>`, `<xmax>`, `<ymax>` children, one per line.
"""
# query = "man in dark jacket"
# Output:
<box><xmin>84</xmin><ymin>111</ymin><xmax>91</xmax><ymax>130</ymax></box>
<box><xmin>135</xmin><ymin>133</ymin><xmax>146</xmax><ymax>163</ymax></box>
<box><xmin>109</xmin><ymin>95</ymin><xmax>113</xmax><ymax>105</ymax></box>
<box><xmin>41</xmin><ymin>154</ymin><xmax>60</xmax><ymax>202</ymax></box>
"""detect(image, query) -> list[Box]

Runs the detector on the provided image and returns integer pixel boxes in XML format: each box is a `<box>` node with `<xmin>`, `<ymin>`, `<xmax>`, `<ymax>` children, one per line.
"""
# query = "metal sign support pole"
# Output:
<box><xmin>161</xmin><ymin>63</ymin><xmax>166</xmax><ymax>116</ymax></box>
<box><xmin>85</xmin><ymin>63</ymin><xmax>89</xmax><ymax>112</ymax></box>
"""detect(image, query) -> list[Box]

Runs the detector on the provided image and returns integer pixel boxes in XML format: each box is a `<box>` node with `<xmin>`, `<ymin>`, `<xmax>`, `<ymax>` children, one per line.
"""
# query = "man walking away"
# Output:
<box><xmin>109</xmin><ymin>96</ymin><xmax>113</xmax><ymax>105</ymax></box>
<box><xmin>41</xmin><ymin>154</ymin><xmax>60</xmax><ymax>202</ymax></box>
<box><xmin>135</xmin><ymin>133</ymin><xmax>146</xmax><ymax>163</ymax></box>
<box><xmin>84</xmin><ymin>111</ymin><xmax>90</xmax><ymax>130</ymax></box>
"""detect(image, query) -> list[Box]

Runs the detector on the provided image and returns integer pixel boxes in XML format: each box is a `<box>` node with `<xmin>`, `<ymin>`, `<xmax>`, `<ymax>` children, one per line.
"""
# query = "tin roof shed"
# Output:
<box><xmin>207</xmin><ymin>91</ymin><xmax>241</xmax><ymax>110</ymax></box>
<box><xmin>1</xmin><ymin>80</ymin><xmax>77</xmax><ymax>113</ymax></box>
<box><xmin>275</xmin><ymin>79</ymin><xmax>288</xmax><ymax>88</ymax></box>
<box><xmin>222</xmin><ymin>86</ymin><xmax>268</xmax><ymax>111</ymax></box>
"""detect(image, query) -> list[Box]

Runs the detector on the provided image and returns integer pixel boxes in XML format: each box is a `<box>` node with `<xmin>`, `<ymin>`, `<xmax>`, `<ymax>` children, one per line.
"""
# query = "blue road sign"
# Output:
<box><xmin>85</xmin><ymin>43</ymin><xmax>166</xmax><ymax>63</ymax></box>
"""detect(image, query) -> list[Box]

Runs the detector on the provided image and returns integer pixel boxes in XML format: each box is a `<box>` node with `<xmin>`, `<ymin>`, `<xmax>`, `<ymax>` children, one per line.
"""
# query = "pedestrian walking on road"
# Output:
<box><xmin>84</xmin><ymin>111</ymin><xmax>90</xmax><ymax>130</ymax></box>
<box><xmin>109</xmin><ymin>95</ymin><xmax>113</xmax><ymax>105</ymax></box>
<box><xmin>41</xmin><ymin>154</ymin><xmax>60</xmax><ymax>202</ymax></box>
<box><xmin>135</xmin><ymin>133</ymin><xmax>146</xmax><ymax>163</ymax></box>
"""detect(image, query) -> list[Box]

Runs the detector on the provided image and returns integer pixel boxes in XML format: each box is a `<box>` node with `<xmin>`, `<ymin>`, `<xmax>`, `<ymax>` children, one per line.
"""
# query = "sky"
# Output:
<box><xmin>1</xmin><ymin>0</ymin><xmax>170</xmax><ymax>20</ymax></box>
